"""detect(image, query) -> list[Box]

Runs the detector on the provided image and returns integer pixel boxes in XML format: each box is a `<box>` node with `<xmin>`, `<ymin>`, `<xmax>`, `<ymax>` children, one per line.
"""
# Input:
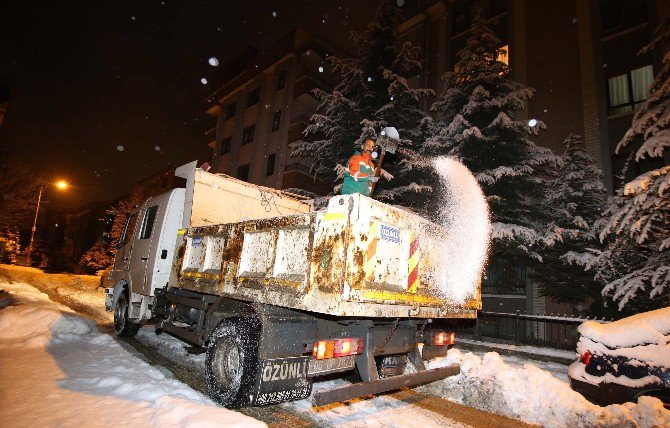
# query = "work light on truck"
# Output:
<box><xmin>432</xmin><ymin>332</ymin><xmax>455</xmax><ymax>346</ymax></box>
<box><xmin>312</xmin><ymin>338</ymin><xmax>364</xmax><ymax>360</ymax></box>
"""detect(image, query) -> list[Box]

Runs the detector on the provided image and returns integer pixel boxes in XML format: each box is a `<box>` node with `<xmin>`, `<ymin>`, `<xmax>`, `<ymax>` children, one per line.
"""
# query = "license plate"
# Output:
<box><xmin>308</xmin><ymin>355</ymin><xmax>356</xmax><ymax>376</ymax></box>
<box><xmin>253</xmin><ymin>356</ymin><xmax>312</xmax><ymax>406</ymax></box>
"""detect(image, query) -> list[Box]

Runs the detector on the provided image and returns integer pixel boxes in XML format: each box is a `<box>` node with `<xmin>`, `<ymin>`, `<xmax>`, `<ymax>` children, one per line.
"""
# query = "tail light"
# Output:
<box><xmin>580</xmin><ymin>350</ymin><xmax>591</xmax><ymax>366</ymax></box>
<box><xmin>432</xmin><ymin>332</ymin><xmax>455</xmax><ymax>346</ymax></box>
<box><xmin>312</xmin><ymin>338</ymin><xmax>364</xmax><ymax>360</ymax></box>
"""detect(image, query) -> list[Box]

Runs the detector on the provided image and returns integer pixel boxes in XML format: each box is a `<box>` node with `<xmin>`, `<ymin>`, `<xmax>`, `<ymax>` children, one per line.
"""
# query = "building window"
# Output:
<box><xmin>599</xmin><ymin>0</ymin><xmax>647</xmax><ymax>36</ymax></box>
<box><xmin>225</xmin><ymin>103</ymin><xmax>236</xmax><ymax>120</ymax></box>
<box><xmin>607</xmin><ymin>64</ymin><xmax>653</xmax><ymax>115</ymax></box>
<box><xmin>242</xmin><ymin>124</ymin><xmax>255</xmax><ymax>144</ymax></box>
<box><xmin>237</xmin><ymin>164</ymin><xmax>250</xmax><ymax>181</ymax></box>
<box><xmin>220</xmin><ymin>137</ymin><xmax>231</xmax><ymax>155</ymax></box>
<box><xmin>247</xmin><ymin>87</ymin><xmax>260</xmax><ymax>107</ymax></box>
<box><xmin>482</xmin><ymin>258</ymin><xmax>527</xmax><ymax>295</ymax></box>
<box><xmin>497</xmin><ymin>44</ymin><xmax>509</xmax><ymax>65</ymax></box>
<box><xmin>266</xmin><ymin>153</ymin><xmax>276</xmax><ymax>176</ymax></box>
<box><xmin>272</xmin><ymin>111</ymin><xmax>281</xmax><ymax>131</ymax></box>
<box><xmin>276</xmin><ymin>70</ymin><xmax>286</xmax><ymax>91</ymax></box>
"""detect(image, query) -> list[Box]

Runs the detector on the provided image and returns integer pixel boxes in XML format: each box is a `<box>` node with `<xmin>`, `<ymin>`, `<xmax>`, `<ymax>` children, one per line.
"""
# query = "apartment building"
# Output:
<box><xmin>205</xmin><ymin>28</ymin><xmax>342</xmax><ymax>195</ymax></box>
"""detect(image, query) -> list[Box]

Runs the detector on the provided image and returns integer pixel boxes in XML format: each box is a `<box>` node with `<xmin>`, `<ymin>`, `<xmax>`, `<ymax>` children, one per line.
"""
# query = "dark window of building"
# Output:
<box><xmin>607</xmin><ymin>64</ymin><xmax>653</xmax><ymax>115</ymax></box>
<box><xmin>276</xmin><ymin>70</ymin><xmax>286</xmax><ymax>91</ymax></box>
<box><xmin>242</xmin><ymin>125</ymin><xmax>255</xmax><ymax>145</ymax></box>
<box><xmin>482</xmin><ymin>258</ymin><xmax>527</xmax><ymax>295</ymax></box>
<box><xmin>220</xmin><ymin>137</ymin><xmax>231</xmax><ymax>155</ymax></box>
<box><xmin>225</xmin><ymin>102</ymin><xmax>236</xmax><ymax>120</ymax></box>
<box><xmin>272</xmin><ymin>111</ymin><xmax>281</xmax><ymax>131</ymax></box>
<box><xmin>139</xmin><ymin>205</ymin><xmax>158</xmax><ymax>239</ymax></box>
<box><xmin>599</xmin><ymin>0</ymin><xmax>647</xmax><ymax>36</ymax></box>
<box><xmin>490</xmin><ymin>0</ymin><xmax>507</xmax><ymax>16</ymax></box>
<box><xmin>247</xmin><ymin>87</ymin><xmax>260</xmax><ymax>107</ymax></box>
<box><xmin>453</xmin><ymin>7</ymin><xmax>471</xmax><ymax>35</ymax></box>
<box><xmin>237</xmin><ymin>164</ymin><xmax>250</xmax><ymax>181</ymax></box>
<box><xmin>266</xmin><ymin>153</ymin><xmax>276</xmax><ymax>176</ymax></box>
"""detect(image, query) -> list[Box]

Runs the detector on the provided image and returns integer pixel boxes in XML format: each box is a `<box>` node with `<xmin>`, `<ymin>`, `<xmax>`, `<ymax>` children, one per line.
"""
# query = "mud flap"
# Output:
<box><xmin>251</xmin><ymin>356</ymin><xmax>313</xmax><ymax>406</ymax></box>
<box><xmin>312</xmin><ymin>364</ymin><xmax>460</xmax><ymax>407</ymax></box>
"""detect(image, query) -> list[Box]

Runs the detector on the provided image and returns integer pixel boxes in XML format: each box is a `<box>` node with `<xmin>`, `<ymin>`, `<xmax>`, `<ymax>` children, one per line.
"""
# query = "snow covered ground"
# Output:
<box><xmin>1</xmin><ymin>265</ymin><xmax>668</xmax><ymax>427</ymax></box>
<box><xmin>0</xmin><ymin>275</ymin><xmax>265</xmax><ymax>427</ymax></box>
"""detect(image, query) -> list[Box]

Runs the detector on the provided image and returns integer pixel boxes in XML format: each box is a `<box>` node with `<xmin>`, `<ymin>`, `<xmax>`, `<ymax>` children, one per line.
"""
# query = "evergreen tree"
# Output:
<box><xmin>595</xmin><ymin>18</ymin><xmax>670</xmax><ymax>312</ymax></box>
<box><xmin>292</xmin><ymin>0</ymin><xmax>433</xmax><ymax>207</ymax></box>
<box><xmin>535</xmin><ymin>135</ymin><xmax>607</xmax><ymax>312</ymax></box>
<box><xmin>426</xmin><ymin>15</ymin><xmax>558</xmax><ymax>263</ymax></box>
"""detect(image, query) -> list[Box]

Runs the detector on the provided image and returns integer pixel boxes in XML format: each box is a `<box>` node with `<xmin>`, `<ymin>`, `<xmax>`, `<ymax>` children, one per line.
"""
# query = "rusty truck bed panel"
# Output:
<box><xmin>174</xmin><ymin>194</ymin><xmax>480</xmax><ymax>319</ymax></box>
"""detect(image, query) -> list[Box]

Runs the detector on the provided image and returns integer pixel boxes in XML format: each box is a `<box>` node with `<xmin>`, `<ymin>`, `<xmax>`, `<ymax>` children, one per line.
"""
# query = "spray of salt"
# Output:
<box><xmin>422</xmin><ymin>157</ymin><xmax>491</xmax><ymax>305</ymax></box>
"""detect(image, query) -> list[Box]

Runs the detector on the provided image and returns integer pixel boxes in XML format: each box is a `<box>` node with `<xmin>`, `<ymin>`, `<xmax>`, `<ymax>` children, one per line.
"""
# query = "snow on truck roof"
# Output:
<box><xmin>578</xmin><ymin>306</ymin><xmax>670</xmax><ymax>348</ymax></box>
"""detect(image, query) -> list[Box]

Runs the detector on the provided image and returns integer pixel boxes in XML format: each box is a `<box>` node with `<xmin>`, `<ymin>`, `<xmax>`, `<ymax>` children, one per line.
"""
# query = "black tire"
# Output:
<box><xmin>205</xmin><ymin>317</ymin><xmax>260</xmax><ymax>408</ymax></box>
<box><xmin>113</xmin><ymin>290</ymin><xmax>140</xmax><ymax>337</ymax></box>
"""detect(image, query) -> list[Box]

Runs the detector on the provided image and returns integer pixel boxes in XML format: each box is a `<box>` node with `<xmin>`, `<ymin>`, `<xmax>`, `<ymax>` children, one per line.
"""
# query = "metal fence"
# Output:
<box><xmin>451</xmin><ymin>311</ymin><xmax>610</xmax><ymax>351</ymax></box>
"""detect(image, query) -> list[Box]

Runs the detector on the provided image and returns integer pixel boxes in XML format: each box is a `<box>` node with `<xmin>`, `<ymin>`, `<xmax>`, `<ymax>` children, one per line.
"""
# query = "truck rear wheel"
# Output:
<box><xmin>113</xmin><ymin>290</ymin><xmax>140</xmax><ymax>337</ymax></box>
<box><xmin>205</xmin><ymin>317</ymin><xmax>260</xmax><ymax>408</ymax></box>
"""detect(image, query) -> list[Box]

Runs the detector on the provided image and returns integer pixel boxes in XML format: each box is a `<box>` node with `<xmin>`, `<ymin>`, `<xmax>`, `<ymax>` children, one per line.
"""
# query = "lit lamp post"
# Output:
<box><xmin>26</xmin><ymin>180</ymin><xmax>68</xmax><ymax>264</ymax></box>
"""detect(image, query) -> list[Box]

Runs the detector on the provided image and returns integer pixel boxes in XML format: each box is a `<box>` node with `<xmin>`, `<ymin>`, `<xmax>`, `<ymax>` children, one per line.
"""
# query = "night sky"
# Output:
<box><xmin>0</xmin><ymin>0</ymin><xmax>383</xmax><ymax>210</ymax></box>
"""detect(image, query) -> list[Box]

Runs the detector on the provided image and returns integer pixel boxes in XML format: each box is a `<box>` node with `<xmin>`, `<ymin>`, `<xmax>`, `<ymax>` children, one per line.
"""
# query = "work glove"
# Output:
<box><xmin>369</xmin><ymin>176</ymin><xmax>379</xmax><ymax>183</ymax></box>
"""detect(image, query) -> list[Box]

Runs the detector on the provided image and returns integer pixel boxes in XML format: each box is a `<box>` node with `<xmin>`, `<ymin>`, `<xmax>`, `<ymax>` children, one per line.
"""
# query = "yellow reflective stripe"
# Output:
<box><xmin>322</xmin><ymin>212</ymin><xmax>346</xmax><ymax>221</ymax></box>
<box><xmin>353</xmin><ymin>289</ymin><xmax>442</xmax><ymax>305</ymax></box>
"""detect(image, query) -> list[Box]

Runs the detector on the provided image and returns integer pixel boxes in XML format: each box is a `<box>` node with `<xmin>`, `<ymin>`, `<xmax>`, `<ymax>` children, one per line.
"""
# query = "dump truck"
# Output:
<box><xmin>105</xmin><ymin>160</ymin><xmax>481</xmax><ymax>408</ymax></box>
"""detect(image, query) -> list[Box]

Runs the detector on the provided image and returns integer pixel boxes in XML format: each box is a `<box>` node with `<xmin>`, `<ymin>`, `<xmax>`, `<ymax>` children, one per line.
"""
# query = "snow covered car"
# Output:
<box><xmin>568</xmin><ymin>307</ymin><xmax>670</xmax><ymax>408</ymax></box>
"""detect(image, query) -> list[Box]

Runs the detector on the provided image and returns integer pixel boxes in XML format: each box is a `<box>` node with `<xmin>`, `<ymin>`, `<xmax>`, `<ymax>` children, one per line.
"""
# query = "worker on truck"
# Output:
<box><xmin>342</xmin><ymin>139</ymin><xmax>379</xmax><ymax>196</ymax></box>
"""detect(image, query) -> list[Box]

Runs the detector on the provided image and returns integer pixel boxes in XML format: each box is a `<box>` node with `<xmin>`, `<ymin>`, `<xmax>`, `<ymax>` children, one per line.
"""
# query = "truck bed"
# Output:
<box><xmin>173</xmin><ymin>193</ymin><xmax>480</xmax><ymax>319</ymax></box>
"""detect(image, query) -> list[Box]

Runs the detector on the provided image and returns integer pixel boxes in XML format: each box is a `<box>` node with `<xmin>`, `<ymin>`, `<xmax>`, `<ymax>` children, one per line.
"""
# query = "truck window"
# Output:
<box><xmin>119</xmin><ymin>213</ymin><xmax>138</xmax><ymax>247</ymax></box>
<box><xmin>139</xmin><ymin>205</ymin><xmax>158</xmax><ymax>239</ymax></box>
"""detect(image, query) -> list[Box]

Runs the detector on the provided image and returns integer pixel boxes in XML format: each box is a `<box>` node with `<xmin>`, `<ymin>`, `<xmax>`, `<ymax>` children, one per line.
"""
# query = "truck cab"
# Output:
<box><xmin>105</xmin><ymin>188</ymin><xmax>185</xmax><ymax>323</ymax></box>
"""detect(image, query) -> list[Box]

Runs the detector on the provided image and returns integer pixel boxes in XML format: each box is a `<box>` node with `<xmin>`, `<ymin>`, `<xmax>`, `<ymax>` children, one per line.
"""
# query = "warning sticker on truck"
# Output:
<box><xmin>253</xmin><ymin>356</ymin><xmax>312</xmax><ymax>406</ymax></box>
<box><xmin>380</xmin><ymin>225</ymin><xmax>400</xmax><ymax>243</ymax></box>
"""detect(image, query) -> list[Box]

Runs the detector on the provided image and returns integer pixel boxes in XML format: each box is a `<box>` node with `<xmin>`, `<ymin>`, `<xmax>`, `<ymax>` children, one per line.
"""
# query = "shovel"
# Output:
<box><xmin>370</xmin><ymin>127</ymin><xmax>399</xmax><ymax>197</ymax></box>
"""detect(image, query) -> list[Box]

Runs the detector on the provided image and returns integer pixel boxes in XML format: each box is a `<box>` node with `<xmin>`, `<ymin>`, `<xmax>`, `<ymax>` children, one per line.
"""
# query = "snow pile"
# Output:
<box><xmin>420</xmin><ymin>349</ymin><xmax>669</xmax><ymax>427</ymax></box>
<box><xmin>0</xmin><ymin>280</ymin><xmax>264</xmax><ymax>427</ymax></box>
<box><xmin>426</xmin><ymin>157</ymin><xmax>491</xmax><ymax>304</ymax></box>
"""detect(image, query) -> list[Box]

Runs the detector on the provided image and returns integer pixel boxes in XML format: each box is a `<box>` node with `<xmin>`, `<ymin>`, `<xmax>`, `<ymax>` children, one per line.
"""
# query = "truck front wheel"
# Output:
<box><xmin>113</xmin><ymin>290</ymin><xmax>140</xmax><ymax>337</ymax></box>
<box><xmin>205</xmin><ymin>318</ymin><xmax>260</xmax><ymax>408</ymax></box>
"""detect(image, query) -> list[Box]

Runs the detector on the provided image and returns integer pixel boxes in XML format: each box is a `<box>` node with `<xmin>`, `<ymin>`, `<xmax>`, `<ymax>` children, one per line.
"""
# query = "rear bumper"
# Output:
<box><xmin>569</xmin><ymin>374</ymin><xmax>644</xmax><ymax>406</ymax></box>
<box><xmin>312</xmin><ymin>364</ymin><xmax>460</xmax><ymax>406</ymax></box>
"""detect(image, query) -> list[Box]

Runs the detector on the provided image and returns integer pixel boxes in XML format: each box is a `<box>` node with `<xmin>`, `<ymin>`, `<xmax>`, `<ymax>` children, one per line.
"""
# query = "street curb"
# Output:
<box><xmin>456</xmin><ymin>340</ymin><xmax>575</xmax><ymax>365</ymax></box>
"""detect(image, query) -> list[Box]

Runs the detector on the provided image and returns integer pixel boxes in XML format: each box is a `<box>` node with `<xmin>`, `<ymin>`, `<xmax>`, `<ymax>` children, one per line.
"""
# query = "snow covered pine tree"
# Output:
<box><xmin>535</xmin><ymin>135</ymin><xmax>607</xmax><ymax>313</ymax></box>
<box><xmin>596</xmin><ymin>19</ymin><xmax>670</xmax><ymax>312</ymax></box>
<box><xmin>291</xmin><ymin>0</ymin><xmax>433</xmax><ymax>208</ymax></box>
<box><xmin>427</xmin><ymin>13</ymin><xmax>558</xmax><ymax>267</ymax></box>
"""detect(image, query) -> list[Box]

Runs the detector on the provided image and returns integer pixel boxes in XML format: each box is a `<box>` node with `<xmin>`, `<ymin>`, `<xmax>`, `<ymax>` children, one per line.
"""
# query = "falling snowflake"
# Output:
<box><xmin>131</xmin><ymin>16</ymin><xmax>136</xmax><ymax>21</ymax></box>
<box><xmin>272</xmin><ymin>11</ymin><xmax>277</xmax><ymax>17</ymax></box>
<box><xmin>397</xmin><ymin>0</ymin><xmax>405</xmax><ymax>6</ymax></box>
<box><xmin>367</xmin><ymin>77</ymin><xmax>372</xmax><ymax>82</ymax></box>
<box><xmin>208</xmin><ymin>57</ymin><xmax>219</xmax><ymax>66</ymax></box>
<box><xmin>200</xmin><ymin>77</ymin><xmax>208</xmax><ymax>85</ymax></box>
<box><xmin>318</xmin><ymin>66</ymin><xmax>324</xmax><ymax>73</ymax></box>
<box><xmin>528</xmin><ymin>119</ymin><xmax>538</xmax><ymax>127</ymax></box>
<box><xmin>154</xmin><ymin>146</ymin><xmax>161</xmax><ymax>151</ymax></box>
<box><xmin>572</xmin><ymin>17</ymin><xmax>577</xmax><ymax>24</ymax></box>
<box><xmin>117</xmin><ymin>145</ymin><xmax>125</xmax><ymax>152</ymax></box>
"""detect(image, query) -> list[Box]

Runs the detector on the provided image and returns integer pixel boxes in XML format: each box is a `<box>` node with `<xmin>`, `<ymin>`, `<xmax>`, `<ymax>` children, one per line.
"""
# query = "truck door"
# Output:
<box><xmin>128</xmin><ymin>203</ymin><xmax>160</xmax><ymax>296</ymax></box>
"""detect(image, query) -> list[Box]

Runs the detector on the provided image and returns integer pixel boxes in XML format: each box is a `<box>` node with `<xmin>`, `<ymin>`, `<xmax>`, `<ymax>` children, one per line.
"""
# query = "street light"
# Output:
<box><xmin>26</xmin><ymin>180</ymin><xmax>68</xmax><ymax>264</ymax></box>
